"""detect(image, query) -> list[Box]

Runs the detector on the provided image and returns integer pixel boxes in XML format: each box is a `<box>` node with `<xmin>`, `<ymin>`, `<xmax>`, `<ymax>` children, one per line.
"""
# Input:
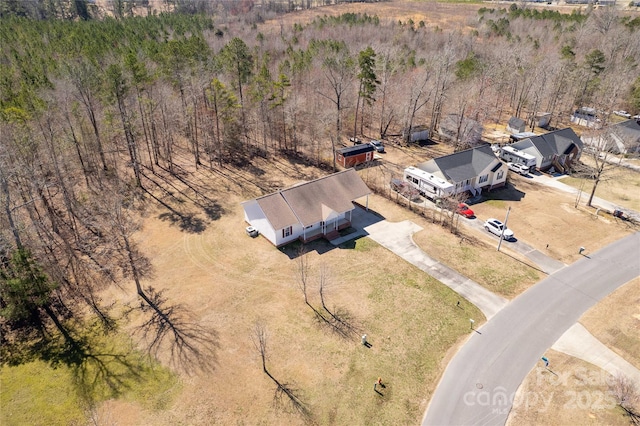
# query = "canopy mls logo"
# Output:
<box><xmin>464</xmin><ymin>366</ymin><xmax>620</xmax><ymax>414</ymax></box>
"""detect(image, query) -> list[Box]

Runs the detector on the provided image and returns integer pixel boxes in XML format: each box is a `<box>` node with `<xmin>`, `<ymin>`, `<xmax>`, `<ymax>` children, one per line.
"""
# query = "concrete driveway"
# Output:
<box><xmin>342</xmin><ymin>206</ymin><xmax>507</xmax><ymax>320</ymax></box>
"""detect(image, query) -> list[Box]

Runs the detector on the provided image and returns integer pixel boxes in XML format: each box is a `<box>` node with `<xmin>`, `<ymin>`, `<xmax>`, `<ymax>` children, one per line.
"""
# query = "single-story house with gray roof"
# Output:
<box><xmin>415</xmin><ymin>144</ymin><xmax>507</xmax><ymax>197</ymax></box>
<box><xmin>241</xmin><ymin>169</ymin><xmax>371</xmax><ymax>247</ymax></box>
<box><xmin>510</xmin><ymin>128</ymin><xmax>583</xmax><ymax>173</ymax></box>
<box><xmin>581</xmin><ymin>119</ymin><xmax>640</xmax><ymax>154</ymax></box>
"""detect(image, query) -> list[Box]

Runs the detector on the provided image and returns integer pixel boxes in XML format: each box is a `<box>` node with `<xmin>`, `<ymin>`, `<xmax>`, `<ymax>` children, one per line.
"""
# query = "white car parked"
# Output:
<box><xmin>613</xmin><ymin>110</ymin><xmax>631</xmax><ymax>119</ymax></box>
<box><xmin>507</xmin><ymin>162</ymin><xmax>530</xmax><ymax>176</ymax></box>
<box><xmin>484</xmin><ymin>218</ymin><xmax>514</xmax><ymax>240</ymax></box>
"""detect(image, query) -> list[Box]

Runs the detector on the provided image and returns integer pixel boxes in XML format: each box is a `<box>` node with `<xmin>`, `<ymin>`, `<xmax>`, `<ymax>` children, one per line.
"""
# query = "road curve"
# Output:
<box><xmin>422</xmin><ymin>231</ymin><xmax>640</xmax><ymax>426</ymax></box>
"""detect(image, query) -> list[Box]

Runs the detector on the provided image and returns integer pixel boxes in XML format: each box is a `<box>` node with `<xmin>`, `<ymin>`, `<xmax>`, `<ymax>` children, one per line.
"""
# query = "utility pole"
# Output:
<box><xmin>575</xmin><ymin>179</ymin><xmax>585</xmax><ymax>208</ymax></box>
<box><xmin>497</xmin><ymin>206</ymin><xmax>511</xmax><ymax>252</ymax></box>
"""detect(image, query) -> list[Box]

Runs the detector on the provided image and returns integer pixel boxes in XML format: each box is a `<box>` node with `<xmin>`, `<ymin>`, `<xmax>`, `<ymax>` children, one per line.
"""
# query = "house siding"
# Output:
<box><xmin>243</xmin><ymin>200</ymin><xmax>279</xmax><ymax>246</ymax></box>
<box><xmin>242</xmin><ymin>169</ymin><xmax>371</xmax><ymax>248</ymax></box>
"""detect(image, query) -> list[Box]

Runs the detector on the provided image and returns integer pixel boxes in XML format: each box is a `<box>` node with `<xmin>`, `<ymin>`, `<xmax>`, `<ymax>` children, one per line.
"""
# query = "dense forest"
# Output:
<box><xmin>1</xmin><ymin>0</ymin><xmax>640</xmax><ymax>387</ymax></box>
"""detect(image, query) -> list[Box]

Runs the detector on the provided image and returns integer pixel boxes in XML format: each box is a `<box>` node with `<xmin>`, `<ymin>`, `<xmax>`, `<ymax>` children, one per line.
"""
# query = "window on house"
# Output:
<box><xmin>283</xmin><ymin>226</ymin><xmax>292</xmax><ymax>238</ymax></box>
<box><xmin>497</xmin><ymin>170</ymin><xmax>504</xmax><ymax>180</ymax></box>
<box><xmin>479</xmin><ymin>174</ymin><xmax>488</xmax><ymax>183</ymax></box>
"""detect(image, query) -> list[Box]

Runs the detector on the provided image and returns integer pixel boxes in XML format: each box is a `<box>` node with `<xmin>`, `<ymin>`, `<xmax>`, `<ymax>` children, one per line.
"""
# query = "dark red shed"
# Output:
<box><xmin>335</xmin><ymin>144</ymin><xmax>375</xmax><ymax>168</ymax></box>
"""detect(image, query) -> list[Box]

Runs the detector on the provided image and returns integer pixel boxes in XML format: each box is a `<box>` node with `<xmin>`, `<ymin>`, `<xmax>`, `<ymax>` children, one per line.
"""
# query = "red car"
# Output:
<box><xmin>457</xmin><ymin>203</ymin><xmax>475</xmax><ymax>218</ymax></box>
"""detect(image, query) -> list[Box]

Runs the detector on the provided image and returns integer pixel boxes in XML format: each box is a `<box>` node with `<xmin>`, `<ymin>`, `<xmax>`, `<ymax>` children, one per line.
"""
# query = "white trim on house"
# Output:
<box><xmin>241</xmin><ymin>169</ymin><xmax>371</xmax><ymax>247</ymax></box>
<box><xmin>414</xmin><ymin>145</ymin><xmax>507</xmax><ymax>197</ymax></box>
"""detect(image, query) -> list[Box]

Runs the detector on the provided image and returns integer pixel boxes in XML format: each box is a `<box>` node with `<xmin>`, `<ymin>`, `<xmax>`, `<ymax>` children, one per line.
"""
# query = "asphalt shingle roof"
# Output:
<box><xmin>611</xmin><ymin>119</ymin><xmax>640</xmax><ymax>142</ymax></box>
<box><xmin>508</xmin><ymin>117</ymin><xmax>526</xmax><ymax>129</ymax></box>
<box><xmin>256</xmin><ymin>193</ymin><xmax>300</xmax><ymax>230</ymax></box>
<box><xmin>337</xmin><ymin>144</ymin><xmax>375</xmax><ymax>156</ymax></box>
<box><xmin>416</xmin><ymin>145</ymin><xmax>498</xmax><ymax>183</ymax></box>
<box><xmin>252</xmin><ymin>169</ymin><xmax>371</xmax><ymax>229</ymax></box>
<box><xmin>512</xmin><ymin>128</ymin><xmax>582</xmax><ymax>157</ymax></box>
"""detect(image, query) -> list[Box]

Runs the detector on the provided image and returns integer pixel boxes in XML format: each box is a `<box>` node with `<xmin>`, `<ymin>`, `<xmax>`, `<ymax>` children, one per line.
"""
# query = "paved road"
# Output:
<box><xmin>458</xmin><ymin>215</ymin><xmax>566</xmax><ymax>275</ymax></box>
<box><xmin>422</xmin><ymin>231</ymin><xmax>640</xmax><ymax>426</ymax></box>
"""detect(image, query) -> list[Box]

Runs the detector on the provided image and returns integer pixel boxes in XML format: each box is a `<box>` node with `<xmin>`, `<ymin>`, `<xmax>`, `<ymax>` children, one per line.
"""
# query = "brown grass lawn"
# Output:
<box><xmin>507</xmin><ymin>278</ymin><xmax>640</xmax><ymax>426</ymax></box>
<box><xmin>90</xmin><ymin>143</ymin><xmax>637</xmax><ymax>424</ymax></box>
<box><xmin>364</xmin><ymin>192</ymin><xmax>543</xmax><ymax>298</ymax></box>
<box><xmin>559</xmin><ymin>157</ymin><xmax>640</xmax><ymax>213</ymax></box>
<box><xmin>580</xmin><ymin>277</ymin><xmax>640</xmax><ymax>371</ymax></box>
<box><xmin>365</xmin><ymin>142</ymin><xmax>638</xmax><ymax>268</ymax></box>
<box><xmin>89</xmin><ymin>153</ymin><xmax>486</xmax><ymax>425</ymax></box>
<box><xmin>506</xmin><ymin>350</ymin><xmax>627</xmax><ymax>426</ymax></box>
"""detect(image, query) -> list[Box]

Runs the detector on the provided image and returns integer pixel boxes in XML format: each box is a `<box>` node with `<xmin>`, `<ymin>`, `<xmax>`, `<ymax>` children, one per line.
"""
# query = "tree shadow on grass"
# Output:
<box><xmin>142</xmin><ymin>173</ymin><xmax>225</xmax><ymax>233</ymax></box>
<box><xmin>129</xmin><ymin>287</ymin><xmax>220</xmax><ymax>375</ymax></box>
<box><xmin>201</xmin><ymin>200</ymin><xmax>224</xmax><ymax>221</ymax></box>
<box><xmin>1</xmin><ymin>320</ymin><xmax>163</xmax><ymax>413</ymax></box>
<box><xmin>251</xmin><ymin>321</ymin><xmax>313</xmax><ymax>423</ymax></box>
<box><xmin>158</xmin><ymin>211</ymin><xmax>206</xmax><ymax>234</ymax></box>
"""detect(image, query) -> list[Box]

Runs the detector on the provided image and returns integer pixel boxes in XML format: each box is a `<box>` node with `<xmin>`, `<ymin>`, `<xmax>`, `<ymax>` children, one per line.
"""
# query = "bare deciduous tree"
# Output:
<box><xmin>251</xmin><ymin>320</ymin><xmax>310</xmax><ymax>419</ymax></box>
<box><xmin>610</xmin><ymin>373</ymin><xmax>640</xmax><ymax>425</ymax></box>
<box><xmin>295</xmin><ymin>246</ymin><xmax>310</xmax><ymax>305</ymax></box>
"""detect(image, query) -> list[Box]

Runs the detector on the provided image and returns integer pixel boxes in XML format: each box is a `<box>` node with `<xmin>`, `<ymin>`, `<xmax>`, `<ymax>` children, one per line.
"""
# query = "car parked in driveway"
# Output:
<box><xmin>484</xmin><ymin>218</ymin><xmax>514</xmax><ymax>240</ymax></box>
<box><xmin>457</xmin><ymin>203</ymin><xmax>475</xmax><ymax>218</ymax></box>
<box><xmin>370</xmin><ymin>140</ymin><xmax>385</xmax><ymax>152</ymax></box>
<box><xmin>507</xmin><ymin>162</ymin><xmax>530</xmax><ymax>176</ymax></box>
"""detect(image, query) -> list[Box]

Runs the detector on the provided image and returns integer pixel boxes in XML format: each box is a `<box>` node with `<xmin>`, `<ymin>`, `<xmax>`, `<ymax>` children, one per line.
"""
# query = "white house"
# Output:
<box><xmin>241</xmin><ymin>169</ymin><xmax>371</xmax><ymax>247</ymax></box>
<box><xmin>414</xmin><ymin>144</ymin><xmax>507</xmax><ymax>197</ymax></box>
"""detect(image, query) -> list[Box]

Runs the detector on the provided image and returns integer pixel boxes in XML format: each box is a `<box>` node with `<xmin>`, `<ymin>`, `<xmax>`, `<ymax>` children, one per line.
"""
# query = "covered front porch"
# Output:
<box><xmin>300</xmin><ymin>216</ymin><xmax>352</xmax><ymax>243</ymax></box>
